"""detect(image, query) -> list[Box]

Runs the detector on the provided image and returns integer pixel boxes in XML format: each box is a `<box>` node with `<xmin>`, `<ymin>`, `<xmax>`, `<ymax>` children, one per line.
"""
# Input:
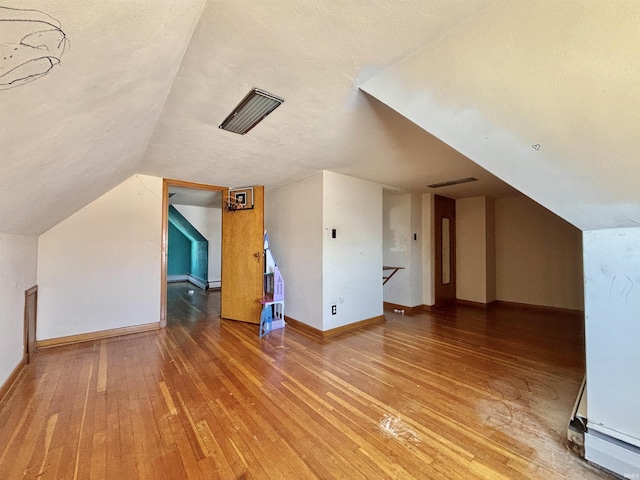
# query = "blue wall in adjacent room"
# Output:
<box><xmin>168</xmin><ymin>222</ymin><xmax>191</xmax><ymax>275</ymax></box>
<box><xmin>168</xmin><ymin>206</ymin><xmax>209</xmax><ymax>285</ymax></box>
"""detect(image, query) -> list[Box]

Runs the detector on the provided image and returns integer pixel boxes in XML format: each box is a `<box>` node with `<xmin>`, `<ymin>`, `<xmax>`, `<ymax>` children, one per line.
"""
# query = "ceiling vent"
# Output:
<box><xmin>219</xmin><ymin>88</ymin><xmax>284</xmax><ymax>135</ymax></box>
<box><xmin>427</xmin><ymin>177</ymin><xmax>477</xmax><ymax>189</ymax></box>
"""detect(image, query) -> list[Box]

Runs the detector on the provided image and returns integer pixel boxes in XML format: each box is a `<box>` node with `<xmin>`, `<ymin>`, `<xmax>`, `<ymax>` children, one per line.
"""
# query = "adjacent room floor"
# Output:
<box><xmin>0</xmin><ymin>283</ymin><xmax>613</xmax><ymax>479</ymax></box>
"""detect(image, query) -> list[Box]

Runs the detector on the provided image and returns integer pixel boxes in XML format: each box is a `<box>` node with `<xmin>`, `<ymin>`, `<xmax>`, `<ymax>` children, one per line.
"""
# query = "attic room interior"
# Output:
<box><xmin>1</xmin><ymin>1</ymin><xmax>639</xmax><ymax>478</ymax></box>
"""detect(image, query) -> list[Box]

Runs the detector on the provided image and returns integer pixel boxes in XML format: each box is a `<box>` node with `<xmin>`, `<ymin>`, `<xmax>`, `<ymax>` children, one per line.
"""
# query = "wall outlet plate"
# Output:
<box><xmin>331</xmin><ymin>305</ymin><xmax>336</xmax><ymax>315</ymax></box>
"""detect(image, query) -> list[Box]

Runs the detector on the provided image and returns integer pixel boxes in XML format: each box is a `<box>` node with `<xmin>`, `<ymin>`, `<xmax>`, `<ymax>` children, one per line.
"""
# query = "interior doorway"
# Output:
<box><xmin>161</xmin><ymin>179</ymin><xmax>224</xmax><ymax>327</ymax></box>
<box><xmin>434</xmin><ymin>195</ymin><xmax>456</xmax><ymax>307</ymax></box>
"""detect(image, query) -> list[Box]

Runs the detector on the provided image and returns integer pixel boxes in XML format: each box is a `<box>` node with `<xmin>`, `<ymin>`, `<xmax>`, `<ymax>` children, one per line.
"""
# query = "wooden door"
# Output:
<box><xmin>24</xmin><ymin>286</ymin><xmax>37</xmax><ymax>363</ymax></box>
<box><xmin>221</xmin><ymin>186</ymin><xmax>264</xmax><ymax>324</ymax></box>
<box><xmin>434</xmin><ymin>195</ymin><xmax>456</xmax><ymax>307</ymax></box>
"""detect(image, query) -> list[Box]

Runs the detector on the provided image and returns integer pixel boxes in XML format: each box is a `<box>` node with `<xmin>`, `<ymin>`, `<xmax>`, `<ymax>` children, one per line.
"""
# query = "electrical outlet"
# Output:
<box><xmin>331</xmin><ymin>305</ymin><xmax>337</xmax><ymax>315</ymax></box>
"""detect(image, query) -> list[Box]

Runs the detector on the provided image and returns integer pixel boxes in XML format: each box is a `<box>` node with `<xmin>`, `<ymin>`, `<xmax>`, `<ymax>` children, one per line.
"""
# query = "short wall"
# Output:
<box><xmin>265</xmin><ymin>173</ymin><xmax>324</xmax><ymax>330</ymax></box>
<box><xmin>383</xmin><ymin>193</ymin><xmax>411</xmax><ymax>306</ymax></box>
<box><xmin>323</xmin><ymin>171</ymin><xmax>383</xmax><ymax>330</ymax></box>
<box><xmin>37</xmin><ymin>174</ymin><xmax>163</xmax><ymax>340</ymax></box>
<box><xmin>495</xmin><ymin>195</ymin><xmax>583</xmax><ymax>311</ymax></box>
<box><xmin>0</xmin><ymin>233</ymin><xmax>37</xmax><ymax>387</ymax></box>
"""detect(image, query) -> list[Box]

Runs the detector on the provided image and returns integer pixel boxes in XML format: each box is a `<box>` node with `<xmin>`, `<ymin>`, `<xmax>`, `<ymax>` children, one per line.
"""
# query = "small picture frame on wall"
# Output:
<box><xmin>230</xmin><ymin>187</ymin><xmax>254</xmax><ymax>210</ymax></box>
<box><xmin>235</xmin><ymin>192</ymin><xmax>246</xmax><ymax>206</ymax></box>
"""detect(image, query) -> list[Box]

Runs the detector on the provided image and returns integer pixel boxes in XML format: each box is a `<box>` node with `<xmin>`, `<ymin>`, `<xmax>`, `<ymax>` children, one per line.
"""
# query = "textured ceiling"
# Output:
<box><xmin>362</xmin><ymin>0</ymin><xmax>640</xmax><ymax>231</ymax></box>
<box><xmin>2</xmin><ymin>0</ymin><xmax>521</xmax><ymax>237</ymax></box>
<box><xmin>141</xmin><ymin>0</ymin><xmax>511</xmax><ymax>197</ymax></box>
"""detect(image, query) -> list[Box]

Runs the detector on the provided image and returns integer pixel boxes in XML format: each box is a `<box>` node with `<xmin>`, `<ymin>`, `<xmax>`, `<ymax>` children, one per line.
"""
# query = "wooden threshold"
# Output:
<box><xmin>36</xmin><ymin>322</ymin><xmax>160</xmax><ymax>349</ymax></box>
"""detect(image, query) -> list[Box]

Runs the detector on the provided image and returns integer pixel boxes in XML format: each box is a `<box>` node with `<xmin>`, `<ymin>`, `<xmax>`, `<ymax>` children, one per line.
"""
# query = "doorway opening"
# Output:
<box><xmin>434</xmin><ymin>195</ymin><xmax>456</xmax><ymax>307</ymax></box>
<box><xmin>161</xmin><ymin>179</ymin><xmax>224</xmax><ymax>328</ymax></box>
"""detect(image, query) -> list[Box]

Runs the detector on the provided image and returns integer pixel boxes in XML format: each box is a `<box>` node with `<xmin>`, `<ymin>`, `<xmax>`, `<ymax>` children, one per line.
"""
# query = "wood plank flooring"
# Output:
<box><xmin>0</xmin><ymin>283</ymin><xmax>613</xmax><ymax>479</ymax></box>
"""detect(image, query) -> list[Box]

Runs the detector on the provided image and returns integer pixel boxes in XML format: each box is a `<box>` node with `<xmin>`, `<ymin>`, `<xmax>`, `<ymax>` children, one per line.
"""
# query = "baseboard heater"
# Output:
<box><xmin>568</xmin><ymin>376</ymin><xmax>640</xmax><ymax>477</ymax></box>
<box><xmin>585</xmin><ymin>429</ymin><xmax>640</xmax><ymax>477</ymax></box>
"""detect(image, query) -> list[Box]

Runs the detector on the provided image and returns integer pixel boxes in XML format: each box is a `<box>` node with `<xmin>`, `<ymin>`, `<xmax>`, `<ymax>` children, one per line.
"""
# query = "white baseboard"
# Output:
<box><xmin>187</xmin><ymin>274</ymin><xmax>207</xmax><ymax>290</ymax></box>
<box><xmin>208</xmin><ymin>279</ymin><xmax>221</xmax><ymax>289</ymax></box>
<box><xmin>585</xmin><ymin>429</ymin><xmax>640</xmax><ymax>478</ymax></box>
<box><xmin>168</xmin><ymin>274</ymin><xmax>188</xmax><ymax>283</ymax></box>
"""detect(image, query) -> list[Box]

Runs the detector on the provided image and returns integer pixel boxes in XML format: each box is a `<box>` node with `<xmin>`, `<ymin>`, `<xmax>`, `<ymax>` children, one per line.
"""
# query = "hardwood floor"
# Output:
<box><xmin>0</xmin><ymin>283</ymin><xmax>612</xmax><ymax>479</ymax></box>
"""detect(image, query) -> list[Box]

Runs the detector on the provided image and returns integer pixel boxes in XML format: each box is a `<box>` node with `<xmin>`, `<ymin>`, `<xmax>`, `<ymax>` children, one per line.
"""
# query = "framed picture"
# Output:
<box><xmin>235</xmin><ymin>192</ymin><xmax>247</xmax><ymax>206</ymax></box>
<box><xmin>229</xmin><ymin>186</ymin><xmax>254</xmax><ymax>210</ymax></box>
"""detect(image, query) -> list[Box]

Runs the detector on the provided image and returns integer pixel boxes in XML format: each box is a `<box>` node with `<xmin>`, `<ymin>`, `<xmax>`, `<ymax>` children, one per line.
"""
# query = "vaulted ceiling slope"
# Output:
<box><xmin>2</xmin><ymin>0</ymin><xmax>517</xmax><ymax>237</ymax></box>
<box><xmin>0</xmin><ymin>0</ymin><xmax>206</xmax><ymax>236</ymax></box>
<box><xmin>140</xmin><ymin>0</ymin><xmax>513</xmax><ymax>198</ymax></box>
<box><xmin>362</xmin><ymin>1</ymin><xmax>640</xmax><ymax>231</ymax></box>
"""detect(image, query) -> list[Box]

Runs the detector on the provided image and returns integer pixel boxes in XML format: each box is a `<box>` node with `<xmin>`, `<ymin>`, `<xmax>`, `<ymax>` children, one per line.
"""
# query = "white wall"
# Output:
<box><xmin>410</xmin><ymin>194</ymin><xmax>423</xmax><ymax>307</ymax></box>
<box><xmin>456</xmin><ymin>196</ymin><xmax>496</xmax><ymax>304</ymax></box>
<box><xmin>485</xmin><ymin>198</ymin><xmax>496</xmax><ymax>303</ymax></box>
<box><xmin>37</xmin><ymin>174</ymin><xmax>163</xmax><ymax>340</ymax></box>
<box><xmin>584</xmin><ymin>228</ymin><xmax>640</xmax><ymax>463</ymax></box>
<box><xmin>265</xmin><ymin>173</ymin><xmax>324</xmax><ymax>330</ymax></box>
<box><xmin>173</xmin><ymin>204</ymin><xmax>221</xmax><ymax>287</ymax></box>
<box><xmin>382</xmin><ymin>192</ymin><xmax>423</xmax><ymax>308</ymax></box>
<box><xmin>0</xmin><ymin>234</ymin><xmax>37</xmax><ymax>386</ymax></box>
<box><xmin>421</xmin><ymin>194</ymin><xmax>435</xmax><ymax>307</ymax></box>
<box><xmin>323</xmin><ymin>171</ymin><xmax>383</xmax><ymax>330</ymax></box>
<box><xmin>383</xmin><ymin>193</ymin><xmax>411</xmax><ymax>306</ymax></box>
<box><xmin>361</xmin><ymin>2</ymin><xmax>640</xmax><ymax>231</ymax></box>
<box><xmin>495</xmin><ymin>196</ymin><xmax>583</xmax><ymax>311</ymax></box>
<box><xmin>456</xmin><ymin>197</ymin><xmax>489</xmax><ymax>304</ymax></box>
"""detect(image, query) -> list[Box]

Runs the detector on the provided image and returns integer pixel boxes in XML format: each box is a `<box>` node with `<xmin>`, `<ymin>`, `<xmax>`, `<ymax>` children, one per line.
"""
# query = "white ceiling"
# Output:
<box><xmin>3</xmin><ymin>0</ymin><xmax>634</xmax><ymax>236</ymax></box>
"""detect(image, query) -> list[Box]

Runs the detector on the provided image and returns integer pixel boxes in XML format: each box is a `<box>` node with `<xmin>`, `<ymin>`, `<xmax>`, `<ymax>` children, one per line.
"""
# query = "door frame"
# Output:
<box><xmin>160</xmin><ymin>179</ymin><xmax>225</xmax><ymax>328</ymax></box>
<box><xmin>434</xmin><ymin>195</ymin><xmax>456</xmax><ymax>307</ymax></box>
<box><xmin>24</xmin><ymin>285</ymin><xmax>38</xmax><ymax>363</ymax></box>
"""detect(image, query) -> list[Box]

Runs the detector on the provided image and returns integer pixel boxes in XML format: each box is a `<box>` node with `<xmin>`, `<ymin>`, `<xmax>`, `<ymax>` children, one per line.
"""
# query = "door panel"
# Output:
<box><xmin>24</xmin><ymin>286</ymin><xmax>37</xmax><ymax>363</ymax></box>
<box><xmin>434</xmin><ymin>195</ymin><xmax>456</xmax><ymax>307</ymax></box>
<box><xmin>221</xmin><ymin>186</ymin><xmax>264</xmax><ymax>324</ymax></box>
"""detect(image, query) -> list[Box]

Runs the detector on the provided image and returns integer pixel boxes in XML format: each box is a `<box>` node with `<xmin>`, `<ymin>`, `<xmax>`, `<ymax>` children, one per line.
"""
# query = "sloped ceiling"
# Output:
<box><xmin>362</xmin><ymin>1</ymin><xmax>640</xmax><ymax>231</ymax></box>
<box><xmin>141</xmin><ymin>0</ymin><xmax>513</xmax><ymax>199</ymax></box>
<box><xmin>1</xmin><ymin>0</ymin><xmax>514</xmax><ymax>237</ymax></box>
<box><xmin>0</xmin><ymin>0</ymin><xmax>205</xmax><ymax>235</ymax></box>
<box><xmin>15</xmin><ymin>0</ymin><xmax>635</xmax><ymax>238</ymax></box>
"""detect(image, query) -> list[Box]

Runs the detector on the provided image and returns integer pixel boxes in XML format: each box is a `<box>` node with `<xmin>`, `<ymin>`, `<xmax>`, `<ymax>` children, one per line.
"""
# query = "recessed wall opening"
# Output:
<box><xmin>162</xmin><ymin>180</ymin><xmax>224</xmax><ymax>327</ymax></box>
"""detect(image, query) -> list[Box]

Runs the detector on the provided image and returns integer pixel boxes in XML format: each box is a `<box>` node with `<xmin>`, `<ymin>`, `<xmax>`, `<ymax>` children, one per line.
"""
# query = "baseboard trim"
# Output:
<box><xmin>285</xmin><ymin>315</ymin><xmax>385</xmax><ymax>339</ymax></box>
<box><xmin>0</xmin><ymin>355</ymin><xmax>28</xmax><ymax>408</ymax></box>
<box><xmin>383</xmin><ymin>302</ymin><xmax>422</xmax><ymax>316</ymax></box>
<box><xmin>494</xmin><ymin>300</ymin><xmax>583</xmax><ymax>316</ymax></box>
<box><xmin>187</xmin><ymin>275</ymin><xmax>207</xmax><ymax>290</ymax></box>
<box><xmin>36</xmin><ymin>322</ymin><xmax>160</xmax><ymax>349</ymax></box>
<box><xmin>456</xmin><ymin>299</ymin><xmax>495</xmax><ymax>309</ymax></box>
<box><xmin>167</xmin><ymin>274</ymin><xmax>188</xmax><ymax>283</ymax></box>
<box><xmin>208</xmin><ymin>280</ymin><xmax>221</xmax><ymax>289</ymax></box>
<box><xmin>284</xmin><ymin>316</ymin><xmax>322</xmax><ymax>337</ymax></box>
<box><xmin>421</xmin><ymin>304</ymin><xmax>434</xmax><ymax>312</ymax></box>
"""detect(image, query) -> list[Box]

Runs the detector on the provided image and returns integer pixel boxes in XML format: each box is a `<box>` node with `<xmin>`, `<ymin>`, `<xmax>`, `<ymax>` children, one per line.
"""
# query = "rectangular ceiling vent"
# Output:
<box><xmin>219</xmin><ymin>88</ymin><xmax>284</xmax><ymax>135</ymax></box>
<box><xmin>427</xmin><ymin>177</ymin><xmax>477</xmax><ymax>189</ymax></box>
